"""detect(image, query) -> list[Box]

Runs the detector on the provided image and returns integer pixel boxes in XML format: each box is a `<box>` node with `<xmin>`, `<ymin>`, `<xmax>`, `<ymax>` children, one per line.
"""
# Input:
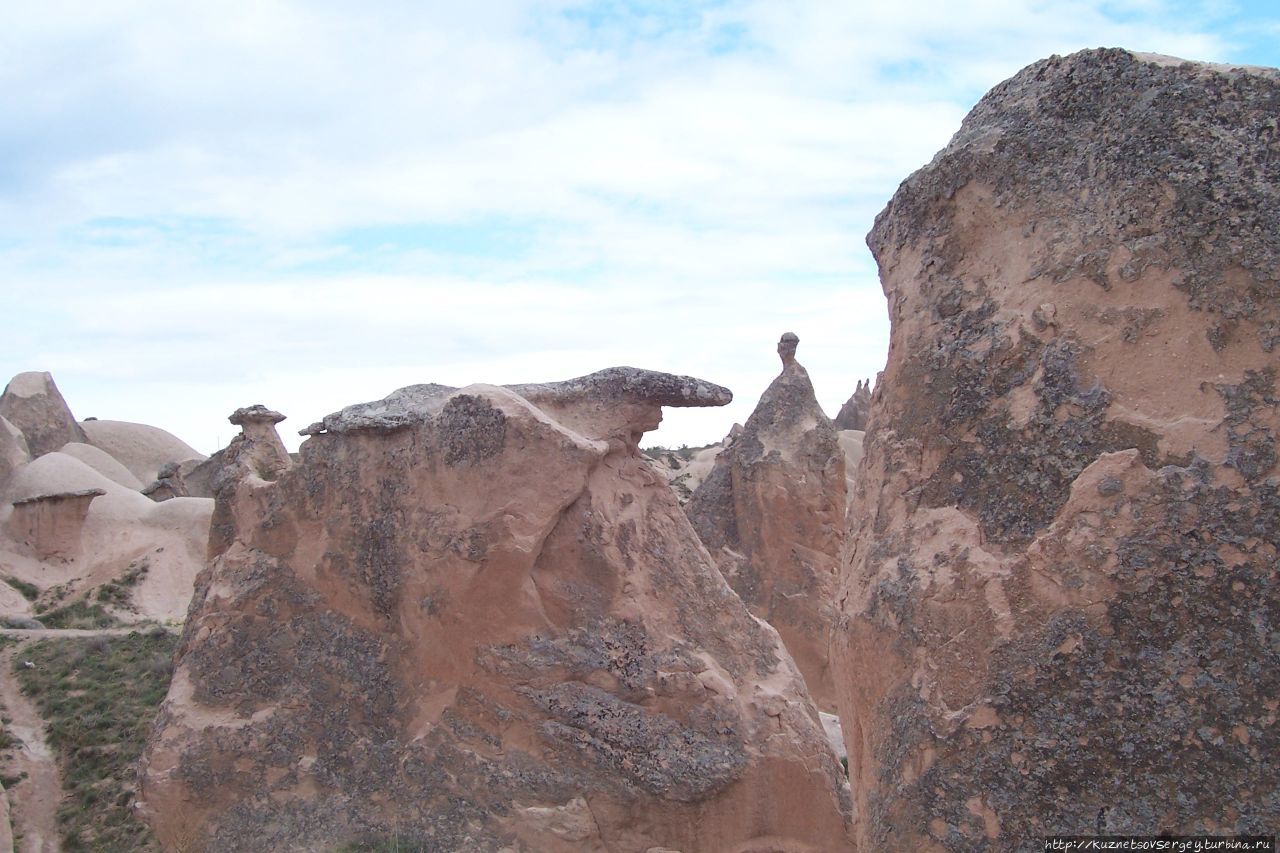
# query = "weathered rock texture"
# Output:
<box><xmin>141</xmin><ymin>368</ymin><xmax>852</xmax><ymax>852</ymax></box>
<box><xmin>687</xmin><ymin>336</ymin><xmax>847</xmax><ymax>710</ymax></box>
<box><xmin>0</xmin><ymin>372</ymin><xmax>88</xmax><ymax>458</ymax></box>
<box><xmin>835</xmin><ymin>49</ymin><xmax>1280</xmax><ymax>848</ymax></box>
<box><xmin>833</xmin><ymin>379</ymin><xmax>872</xmax><ymax>431</ymax></box>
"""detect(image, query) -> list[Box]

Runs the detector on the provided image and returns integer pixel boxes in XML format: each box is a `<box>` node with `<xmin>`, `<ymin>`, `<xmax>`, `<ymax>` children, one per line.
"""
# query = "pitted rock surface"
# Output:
<box><xmin>140</xmin><ymin>368</ymin><xmax>850</xmax><ymax>852</ymax></box>
<box><xmin>835</xmin><ymin>49</ymin><xmax>1280</xmax><ymax>850</ymax></box>
<box><xmin>687</xmin><ymin>336</ymin><xmax>846</xmax><ymax>710</ymax></box>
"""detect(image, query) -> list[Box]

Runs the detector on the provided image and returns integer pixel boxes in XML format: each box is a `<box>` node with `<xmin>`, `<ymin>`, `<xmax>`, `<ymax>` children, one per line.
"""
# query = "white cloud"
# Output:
<box><xmin>2</xmin><ymin>0</ymin><xmax>1275</xmax><ymax>453</ymax></box>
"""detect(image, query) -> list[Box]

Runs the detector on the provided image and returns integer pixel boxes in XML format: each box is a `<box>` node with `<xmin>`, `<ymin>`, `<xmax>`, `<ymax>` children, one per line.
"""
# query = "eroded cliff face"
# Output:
<box><xmin>687</xmin><ymin>335</ymin><xmax>847</xmax><ymax>710</ymax></box>
<box><xmin>835</xmin><ymin>49</ymin><xmax>1279</xmax><ymax>848</ymax></box>
<box><xmin>140</xmin><ymin>368</ymin><xmax>852</xmax><ymax>852</ymax></box>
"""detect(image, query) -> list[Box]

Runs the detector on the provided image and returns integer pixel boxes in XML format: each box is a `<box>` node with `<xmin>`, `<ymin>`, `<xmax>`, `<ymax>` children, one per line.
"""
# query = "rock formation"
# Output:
<box><xmin>58</xmin><ymin>441</ymin><xmax>146</xmax><ymax>490</ymax></box>
<box><xmin>140</xmin><ymin>368</ymin><xmax>852</xmax><ymax>852</ymax></box>
<box><xmin>0</xmin><ymin>417</ymin><xmax>30</xmax><ymax>492</ymax></box>
<box><xmin>8</xmin><ymin>488</ymin><xmax>105</xmax><ymax>561</ymax></box>
<box><xmin>833</xmin><ymin>379</ymin><xmax>871</xmax><ymax>431</ymax></box>
<box><xmin>686</xmin><ymin>335</ymin><xmax>846</xmax><ymax>710</ymax></box>
<box><xmin>0</xmin><ymin>452</ymin><xmax>213</xmax><ymax>623</ymax></box>
<box><xmin>0</xmin><ymin>372</ymin><xmax>88</xmax><ymax>457</ymax></box>
<box><xmin>142</xmin><ymin>461</ymin><xmax>191</xmax><ymax>502</ymax></box>
<box><xmin>79</xmin><ymin>418</ymin><xmax>206</xmax><ymax>484</ymax></box>
<box><xmin>835</xmin><ymin>49</ymin><xmax>1280</xmax><ymax>847</ymax></box>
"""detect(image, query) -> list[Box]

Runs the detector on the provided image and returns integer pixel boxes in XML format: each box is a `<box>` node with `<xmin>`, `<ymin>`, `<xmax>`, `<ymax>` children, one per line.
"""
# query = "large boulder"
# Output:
<box><xmin>0</xmin><ymin>372</ymin><xmax>87</xmax><ymax>458</ymax></box>
<box><xmin>80</xmin><ymin>419</ymin><xmax>205</xmax><ymax>484</ymax></box>
<box><xmin>140</xmin><ymin>368</ymin><xmax>852</xmax><ymax>852</ymax></box>
<box><xmin>687</xmin><ymin>334</ymin><xmax>847</xmax><ymax>710</ymax></box>
<box><xmin>835</xmin><ymin>49</ymin><xmax>1280</xmax><ymax>847</ymax></box>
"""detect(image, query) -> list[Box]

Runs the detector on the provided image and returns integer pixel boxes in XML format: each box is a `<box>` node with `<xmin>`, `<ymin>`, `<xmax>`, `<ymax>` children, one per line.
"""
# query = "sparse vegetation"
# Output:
<box><xmin>35</xmin><ymin>582</ymin><xmax>71</xmax><ymax>612</ymax></box>
<box><xmin>16</xmin><ymin>630</ymin><xmax>177</xmax><ymax>851</ymax></box>
<box><xmin>96</xmin><ymin>558</ymin><xmax>151</xmax><ymax>609</ymax></box>
<box><xmin>33</xmin><ymin>599</ymin><xmax>121</xmax><ymax>630</ymax></box>
<box><xmin>3</xmin><ymin>576</ymin><xmax>39</xmax><ymax>602</ymax></box>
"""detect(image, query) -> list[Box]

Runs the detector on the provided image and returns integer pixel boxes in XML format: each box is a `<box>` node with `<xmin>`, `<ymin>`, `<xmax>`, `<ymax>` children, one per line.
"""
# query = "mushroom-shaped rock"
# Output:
<box><xmin>776</xmin><ymin>331</ymin><xmax>800</xmax><ymax>368</ymax></box>
<box><xmin>206</xmin><ymin>406</ymin><xmax>291</xmax><ymax>555</ymax></box>
<box><xmin>8</xmin><ymin>488</ymin><xmax>105</xmax><ymax>560</ymax></box>
<box><xmin>226</xmin><ymin>405</ymin><xmax>290</xmax><ymax>479</ymax></box>
<box><xmin>686</xmin><ymin>336</ymin><xmax>846</xmax><ymax>710</ymax></box>
<box><xmin>140</xmin><ymin>368</ymin><xmax>852</xmax><ymax>852</ymax></box>
<box><xmin>0</xmin><ymin>372</ymin><xmax>88</xmax><ymax>458</ymax></box>
<box><xmin>835</xmin><ymin>49</ymin><xmax>1280</xmax><ymax>847</ymax></box>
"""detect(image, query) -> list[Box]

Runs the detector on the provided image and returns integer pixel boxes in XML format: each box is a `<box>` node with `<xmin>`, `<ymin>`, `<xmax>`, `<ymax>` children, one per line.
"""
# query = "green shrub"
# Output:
<box><xmin>3</xmin><ymin>576</ymin><xmax>39</xmax><ymax>601</ymax></box>
<box><xmin>34</xmin><ymin>600</ymin><xmax>120</xmax><ymax>631</ymax></box>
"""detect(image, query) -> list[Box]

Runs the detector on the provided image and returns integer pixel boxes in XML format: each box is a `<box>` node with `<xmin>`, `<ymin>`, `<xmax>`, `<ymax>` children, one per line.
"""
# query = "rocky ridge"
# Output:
<box><xmin>140</xmin><ymin>368</ymin><xmax>852</xmax><ymax>852</ymax></box>
<box><xmin>835</xmin><ymin>48</ymin><xmax>1280</xmax><ymax>847</ymax></box>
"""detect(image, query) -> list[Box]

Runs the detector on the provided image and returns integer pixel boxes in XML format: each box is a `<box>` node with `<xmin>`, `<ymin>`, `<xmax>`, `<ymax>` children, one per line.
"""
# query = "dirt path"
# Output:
<box><xmin>0</xmin><ymin>627</ymin><xmax>171</xmax><ymax>640</ymax></box>
<box><xmin>0</xmin><ymin>642</ymin><xmax>61</xmax><ymax>853</ymax></box>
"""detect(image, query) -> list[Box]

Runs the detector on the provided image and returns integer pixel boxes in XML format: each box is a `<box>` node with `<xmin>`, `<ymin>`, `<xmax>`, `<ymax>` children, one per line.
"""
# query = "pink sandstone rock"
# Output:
<box><xmin>140</xmin><ymin>368</ymin><xmax>852</xmax><ymax>852</ymax></box>
<box><xmin>835</xmin><ymin>49</ymin><xmax>1280</xmax><ymax>848</ymax></box>
<box><xmin>686</xmin><ymin>335</ymin><xmax>847</xmax><ymax>710</ymax></box>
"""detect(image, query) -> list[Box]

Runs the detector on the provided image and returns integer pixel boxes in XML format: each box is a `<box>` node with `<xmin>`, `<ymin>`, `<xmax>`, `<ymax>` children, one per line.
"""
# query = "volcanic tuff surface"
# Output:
<box><xmin>835</xmin><ymin>49</ymin><xmax>1280</xmax><ymax>848</ymax></box>
<box><xmin>0</xmin><ymin>372</ymin><xmax>88</xmax><ymax>458</ymax></box>
<box><xmin>687</xmin><ymin>335</ymin><xmax>847</xmax><ymax>710</ymax></box>
<box><xmin>140</xmin><ymin>368</ymin><xmax>852</xmax><ymax>852</ymax></box>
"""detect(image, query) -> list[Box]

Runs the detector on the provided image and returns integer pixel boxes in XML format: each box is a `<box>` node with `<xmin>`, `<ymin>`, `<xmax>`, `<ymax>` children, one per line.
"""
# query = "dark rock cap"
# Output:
<box><xmin>229</xmin><ymin>405</ymin><xmax>286</xmax><ymax>427</ymax></box>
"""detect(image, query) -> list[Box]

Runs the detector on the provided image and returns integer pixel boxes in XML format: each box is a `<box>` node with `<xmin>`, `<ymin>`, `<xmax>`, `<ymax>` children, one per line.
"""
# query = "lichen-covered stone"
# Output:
<box><xmin>687</xmin><ymin>334</ymin><xmax>846</xmax><ymax>710</ymax></box>
<box><xmin>835</xmin><ymin>49</ymin><xmax>1280</xmax><ymax>849</ymax></box>
<box><xmin>141</xmin><ymin>370</ymin><xmax>851</xmax><ymax>852</ymax></box>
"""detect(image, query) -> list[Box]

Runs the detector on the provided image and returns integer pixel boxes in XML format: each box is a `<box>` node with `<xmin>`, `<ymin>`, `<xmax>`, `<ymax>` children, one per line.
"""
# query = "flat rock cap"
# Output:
<box><xmin>306</xmin><ymin>367</ymin><xmax>733</xmax><ymax>436</ymax></box>
<box><xmin>229</xmin><ymin>405</ymin><xmax>287</xmax><ymax>427</ymax></box>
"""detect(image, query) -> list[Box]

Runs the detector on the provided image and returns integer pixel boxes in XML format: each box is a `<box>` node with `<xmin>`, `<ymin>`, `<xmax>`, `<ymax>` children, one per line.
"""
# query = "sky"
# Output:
<box><xmin>3</xmin><ymin>1</ymin><xmax>1279</xmax><ymax>455</ymax></box>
